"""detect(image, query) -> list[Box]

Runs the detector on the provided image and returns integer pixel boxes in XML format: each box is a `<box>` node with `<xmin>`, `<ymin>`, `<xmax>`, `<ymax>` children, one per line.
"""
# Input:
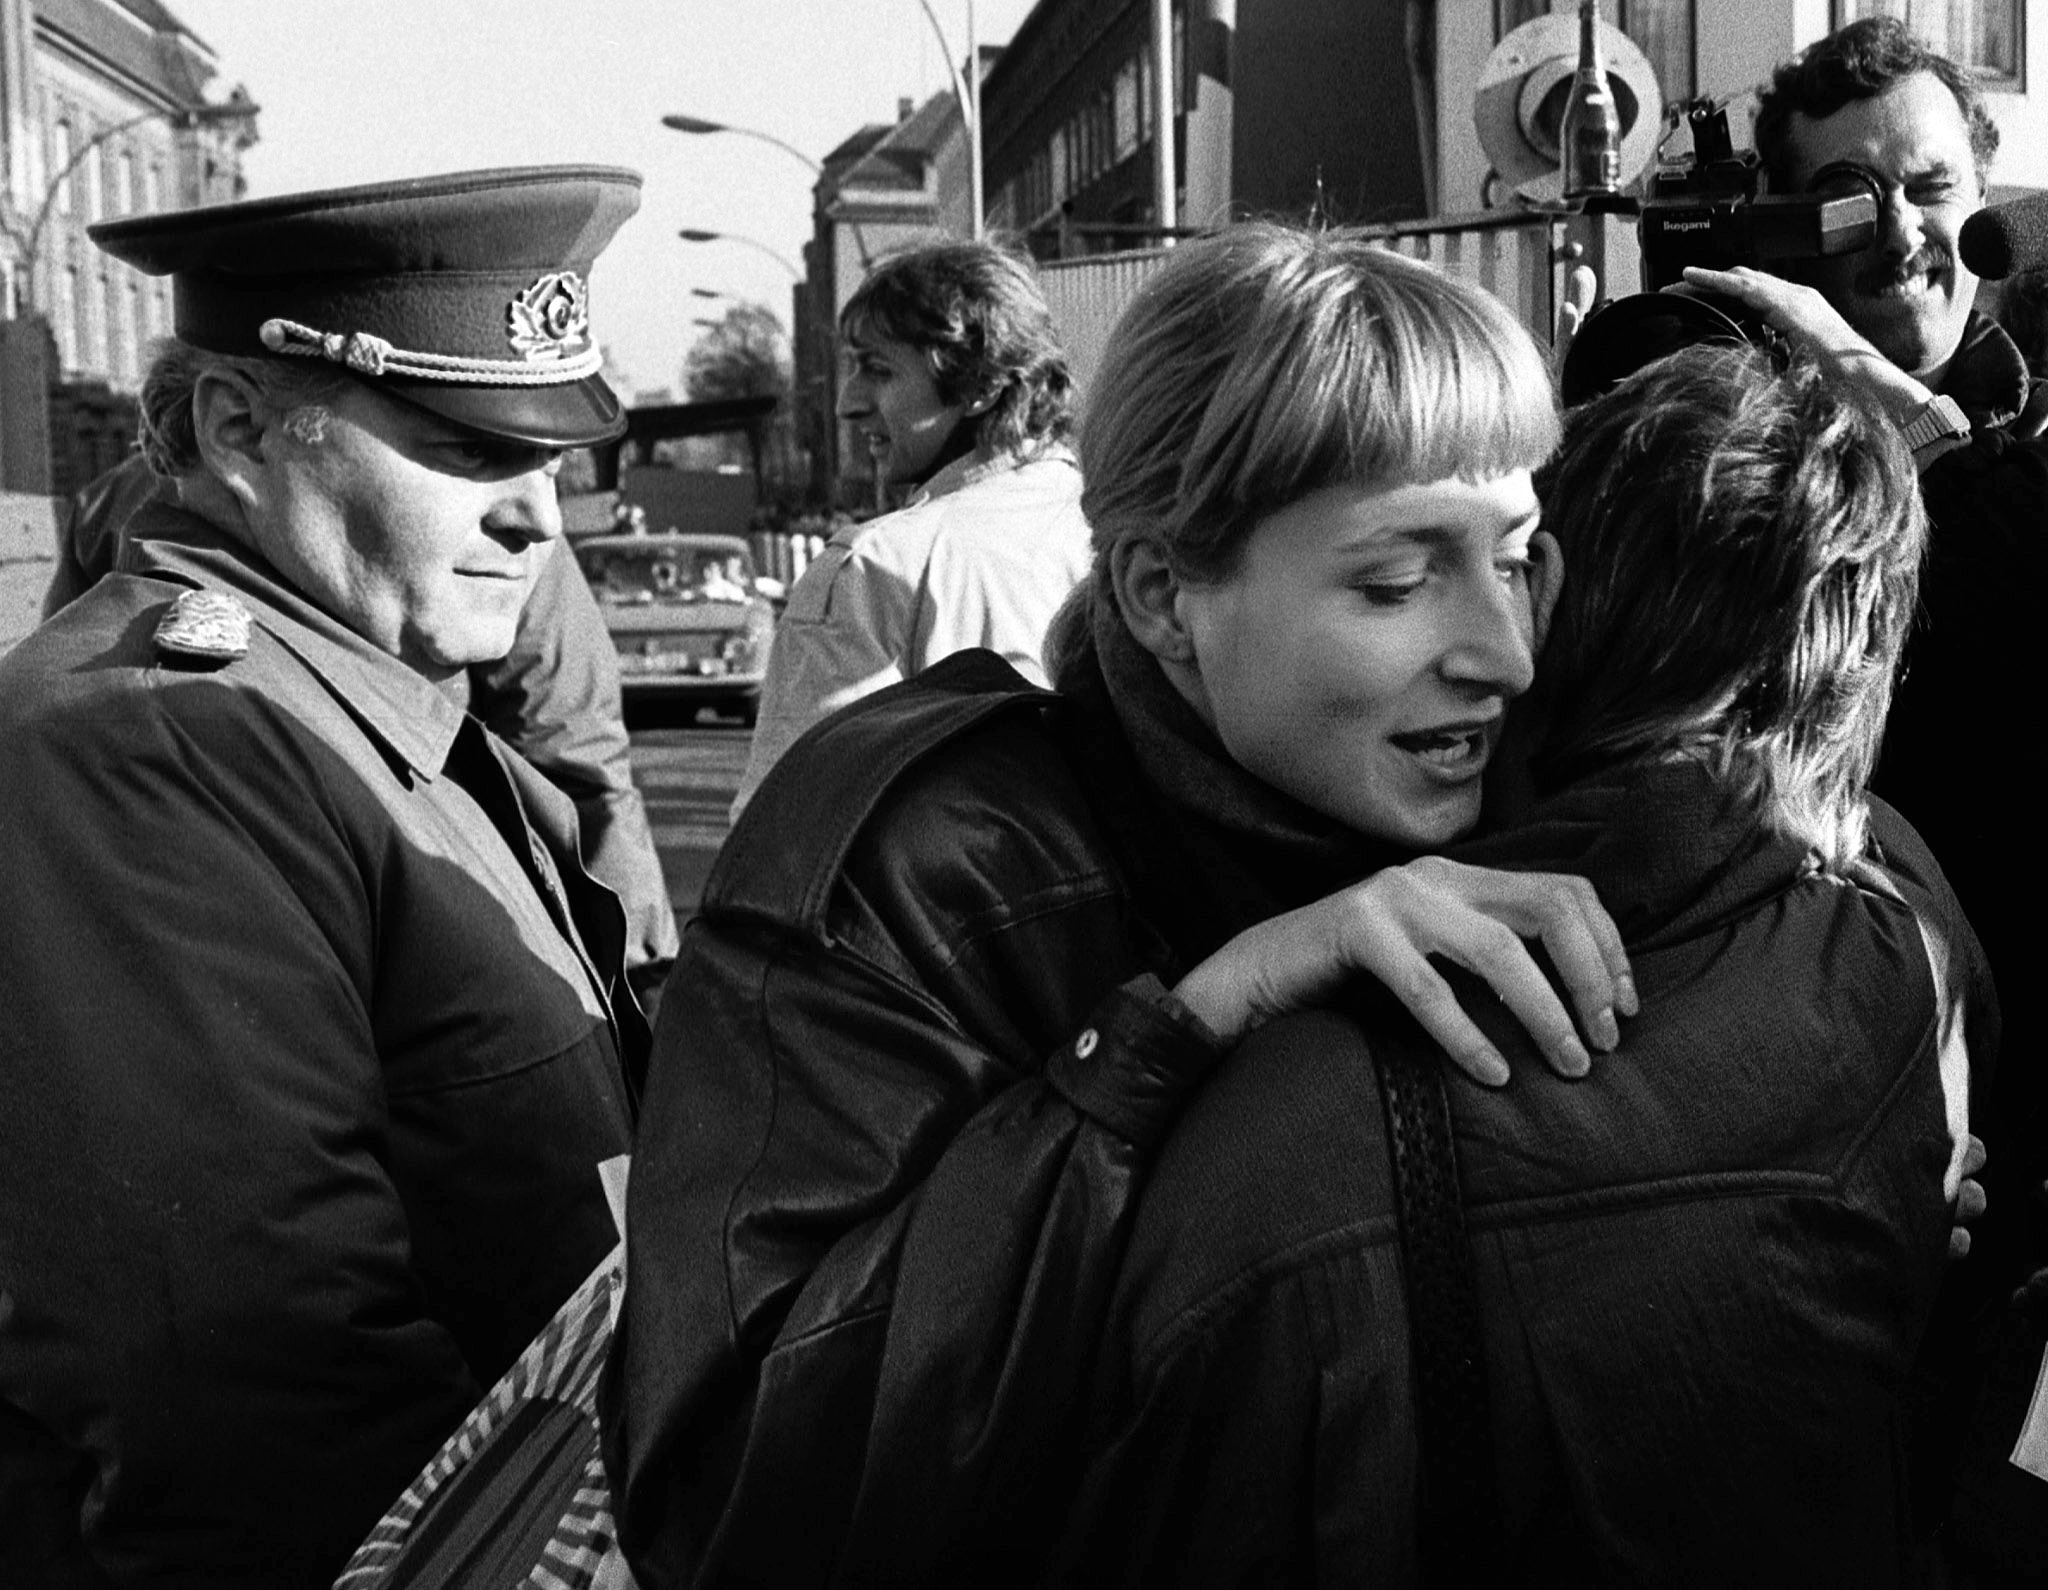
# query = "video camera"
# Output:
<box><xmin>1637</xmin><ymin>99</ymin><xmax>1877</xmax><ymax>288</ymax></box>
<box><xmin>1560</xmin><ymin>99</ymin><xmax>1880</xmax><ymax>404</ymax></box>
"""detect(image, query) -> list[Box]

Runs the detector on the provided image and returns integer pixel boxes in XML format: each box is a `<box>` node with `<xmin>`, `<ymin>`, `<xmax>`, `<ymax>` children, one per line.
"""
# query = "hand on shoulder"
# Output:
<box><xmin>1172</xmin><ymin>857</ymin><xmax>1638</xmax><ymax>1087</ymax></box>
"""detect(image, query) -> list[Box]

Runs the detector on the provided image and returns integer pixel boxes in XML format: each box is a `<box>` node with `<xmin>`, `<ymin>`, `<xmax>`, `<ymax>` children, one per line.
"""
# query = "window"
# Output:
<box><xmin>105</xmin><ymin>275</ymin><xmax>124</xmax><ymax>379</ymax></box>
<box><xmin>25</xmin><ymin>108</ymin><xmax>44</xmax><ymax>207</ymax></box>
<box><xmin>1496</xmin><ymin>0</ymin><xmax>1696</xmax><ymax>105</ymax></box>
<box><xmin>1172</xmin><ymin>5</ymin><xmax>1186</xmax><ymax>115</ymax></box>
<box><xmin>53</xmin><ymin>121</ymin><xmax>74</xmax><ymax>215</ymax></box>
<box><xmin>85</xmin><ymin>269</ymin><xmax>106</xmax><ymax>371</ymax></box>
<box><xmin>1115</xmin><ymin>56</ymin><xmax>1141</xmax><ymax>159</ymax></box>
<box><xmin>1094</xmin><ymin>88</ymin><xmax>1117</xmax><ymax>176</ymax></box>
<box><xmin>145</xmin><ymin>161</ymin><xmax>163</xmax><ymax>210</ymax></box>
<box><xmin>119</xmin><ymin>149</ymin><xmax>136</xmax><ymax>215</ymax></box>
<box><xmin>83</xmin><ymin>139</ymin><xmax>104</xmax><ymax>221</ymax></box>
<box><xmin>1835</xmin><ymin>1</ymin><xmax>2023</xmax><ymax>89</ymax></box>
<box><xmin>55</xmin><ymin>266</ymin><xmax>77</xmax><ymax>369</ymax></box>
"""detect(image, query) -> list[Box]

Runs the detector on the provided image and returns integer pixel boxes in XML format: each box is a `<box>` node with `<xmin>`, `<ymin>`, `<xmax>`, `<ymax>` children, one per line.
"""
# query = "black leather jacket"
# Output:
<box><xmin>605</xmin><ymin>650</ymin><xmax>1239</xmax><ymax>1587</ymax></box>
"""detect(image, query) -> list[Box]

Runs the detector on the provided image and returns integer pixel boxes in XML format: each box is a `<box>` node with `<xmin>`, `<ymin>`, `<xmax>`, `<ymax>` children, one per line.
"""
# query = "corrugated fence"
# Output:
<box><xmin>1039</xmin><ymin>211</ymin><xmax>1566</xmax><ymax>406</ymax></box>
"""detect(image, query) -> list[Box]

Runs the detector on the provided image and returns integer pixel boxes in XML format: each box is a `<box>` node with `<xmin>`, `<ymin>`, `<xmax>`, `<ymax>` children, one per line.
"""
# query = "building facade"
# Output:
<box><xmin>978</xmin><ymin>0</ymin><xmax>2040</xmax><ymax>259</ymax></box>
<box><xmin>1</xmin><ymin>0</ymin><xmax>256</xmax><ymax>389</ymax></box>
<box><xmin>979</xmin><ymin>0</ymin><xmax>1433</xmax><ymax>254</ymax></box>
<box><xmin>795</xmin><ymin>78</ymin><xmax>981</xmax><ymax>505</ymax></box>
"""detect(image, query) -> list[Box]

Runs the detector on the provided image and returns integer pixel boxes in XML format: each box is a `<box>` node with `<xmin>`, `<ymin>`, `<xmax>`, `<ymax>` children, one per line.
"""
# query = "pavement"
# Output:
<box><xmin>627</xmin><ymin>715</ymin><xmax>750</xmax><ymax>926</ymax></box>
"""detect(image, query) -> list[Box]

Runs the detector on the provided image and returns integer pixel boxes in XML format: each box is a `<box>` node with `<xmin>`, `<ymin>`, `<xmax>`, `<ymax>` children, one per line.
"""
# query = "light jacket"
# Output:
<box><xmin>732</xmin><ymin>443</ymin><xmax>1091</xmax><ymax>815</ymax></box>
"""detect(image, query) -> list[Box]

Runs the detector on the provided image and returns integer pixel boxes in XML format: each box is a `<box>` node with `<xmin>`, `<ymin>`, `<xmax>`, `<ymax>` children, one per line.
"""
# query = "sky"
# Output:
<box><xmin>162</xmin><ymin>0</ymin><xmax>1042</xmax><ymax>399</ymax></box>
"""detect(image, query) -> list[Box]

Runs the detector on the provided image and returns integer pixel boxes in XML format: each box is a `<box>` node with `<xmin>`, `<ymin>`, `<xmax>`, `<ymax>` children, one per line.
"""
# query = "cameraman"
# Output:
<box><xmin>1688</xmin><ymin>18</ymin><xmax>2048</xmax><ymax>1579</ymax></box>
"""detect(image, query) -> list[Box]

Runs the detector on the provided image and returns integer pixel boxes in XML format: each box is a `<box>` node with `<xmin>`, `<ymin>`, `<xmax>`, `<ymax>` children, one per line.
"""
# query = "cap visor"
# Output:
<box><xmin>371</xmin><ymin>371</ymin><xmax>627</xmax><ymax>448</ymax></box>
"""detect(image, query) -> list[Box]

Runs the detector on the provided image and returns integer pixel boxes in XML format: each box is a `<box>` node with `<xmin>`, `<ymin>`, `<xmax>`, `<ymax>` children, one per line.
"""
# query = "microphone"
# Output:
<box><xmin>1959</xmin><ymin>192</ymin><xmax>2048</xmax><ymax>280</ymax></box>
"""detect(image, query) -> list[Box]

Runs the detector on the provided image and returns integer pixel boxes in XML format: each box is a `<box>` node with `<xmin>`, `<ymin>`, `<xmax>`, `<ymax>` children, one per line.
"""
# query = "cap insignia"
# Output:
<box><xmin>507</xmin><ymin>271</ymin><xmax>591</xmax><ymax>362</ymax></box>
<box><xmin>154</xmin><ymin>588</ymin><xmax>252</xmax><ymax>662</ymax></box>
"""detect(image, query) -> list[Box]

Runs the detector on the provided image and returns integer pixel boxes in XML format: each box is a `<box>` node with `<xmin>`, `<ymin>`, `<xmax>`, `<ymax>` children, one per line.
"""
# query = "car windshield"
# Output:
<box><xmin>582</xmin><ymin>545</ymin><xmax>752</xmax><ymax>604</ymax></box>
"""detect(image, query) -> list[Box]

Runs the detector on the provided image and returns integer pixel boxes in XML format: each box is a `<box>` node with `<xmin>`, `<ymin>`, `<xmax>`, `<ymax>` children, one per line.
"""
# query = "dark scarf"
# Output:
<box><xmin>1050</xmin><ymin>583</ymin><xmax>1407</xmax><ymax>971</ymax></box>
<box><xmin>1454</xmin><ymin>756</ymin><xmax>1807</xmax><ymax>951</ymax></box>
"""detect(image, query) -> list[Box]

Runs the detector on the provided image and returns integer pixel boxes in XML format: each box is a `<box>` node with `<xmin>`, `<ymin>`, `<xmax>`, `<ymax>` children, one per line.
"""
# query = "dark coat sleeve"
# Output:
<box><xmin>0</xmin><ymin>689</ymin><xmax>483</xmax><ymax>1589</ymax></box>
<box><xmin>468</xmin><ymin>541</ymin><xmax>679</xmax><ymax>975</ymax></box>
<box><xmin>602</xmin><ymin>706</ymin><xmax>1224</xmax><ymax>1589</ymax></box>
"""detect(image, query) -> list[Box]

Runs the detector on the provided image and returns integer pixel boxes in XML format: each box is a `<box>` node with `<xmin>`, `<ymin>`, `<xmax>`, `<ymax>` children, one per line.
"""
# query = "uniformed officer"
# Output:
<box><xmin>0</xmin><ymin>166</ymin><xmax>649</xmax><ymax>1589</ymax></box>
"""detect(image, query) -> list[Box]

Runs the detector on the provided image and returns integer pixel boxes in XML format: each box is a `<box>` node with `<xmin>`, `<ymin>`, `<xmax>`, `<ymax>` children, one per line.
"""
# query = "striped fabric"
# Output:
<box><xmin>334</xmin><ymin>1244</ymin><xmax>628</xmax><ymax>1590</ymax></box>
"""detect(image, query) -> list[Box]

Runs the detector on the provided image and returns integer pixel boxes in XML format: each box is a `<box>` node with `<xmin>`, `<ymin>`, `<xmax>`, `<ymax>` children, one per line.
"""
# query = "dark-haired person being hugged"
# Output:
<box><xmin>731</xmin><ymin>240</ymin><xmax>1091</xmax><ymax>815</ymax></box>
<box><xmin>1048</xmin><ymin>343</ymin><xmax>1988</xmax><ymax>1587</ymax></box>
<box><xmin>607</xmin><ymin>225</ymin><xmax>1643</xmax><ymax>1587</ymax></box>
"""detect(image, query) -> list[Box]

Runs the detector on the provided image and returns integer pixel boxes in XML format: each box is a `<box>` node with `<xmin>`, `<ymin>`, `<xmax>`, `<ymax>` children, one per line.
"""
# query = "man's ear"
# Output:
<box><xmin>960</xmin><ymin>381</ymin><xmax>1002</xmax><ymax>417</ymax></box>
<box><xmin>1529</xmin><ymin>528</ymin><xmax>1565</xmax><ymax>653</ymax></box>
<box><xmin>190</xmin><ymin>368</ymin><xmax>276</xmax><ymax>518</ymax></box>
<box><xmin>1108</xmin><ymin>536</ymin><xmax>1198</xmax><ymax>665</ymax></box>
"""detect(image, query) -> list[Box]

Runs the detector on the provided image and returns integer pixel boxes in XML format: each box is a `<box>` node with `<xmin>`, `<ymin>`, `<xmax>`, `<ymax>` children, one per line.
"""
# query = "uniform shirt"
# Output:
<box><xmin>732</xmin><ymin>443</ymin><xmax>1091</xmax><ymax>815</ymax></box>
<box><xmin>0</xmin><ymin>503</ymin><xmax>643</xmax><ymax>1590</ymax></box>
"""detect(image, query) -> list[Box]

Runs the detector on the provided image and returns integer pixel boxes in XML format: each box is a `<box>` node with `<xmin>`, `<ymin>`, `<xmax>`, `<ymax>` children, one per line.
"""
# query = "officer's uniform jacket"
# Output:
<box><xmin>47</xmin><ymin>453</ymin><xmax>679</xmax><ymax>982</ymax></box>
<box><xmin>0</xmin><ymin>500</ymin><xmax>645</xmax><ymax>1589</ymax></box>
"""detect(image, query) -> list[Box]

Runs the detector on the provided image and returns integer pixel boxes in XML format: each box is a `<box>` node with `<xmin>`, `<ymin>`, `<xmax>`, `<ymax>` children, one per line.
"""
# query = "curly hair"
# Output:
<box><xmin>1078</xmin><ymin>221</ymin><xmax>1560</xmax><ymax>585</ymax></box>
<box><xmin>137</xmin><ymin>338</ymin><xmax>353</xmax><ymax>478</ymax></box>
<box><xmin>1754</xmin><ymin>16</ymin><xmax>1999</xmax><ymax>193</ymax></box>
<box><xmin>1530</xmin><ymin>344</ymin><xmax>1926</xmax><ymax>874</ymax></box>
<box><xmin>838</xmin><ymin>240</ymin><xmax>1073</xmax><ymax>455</ymax></box>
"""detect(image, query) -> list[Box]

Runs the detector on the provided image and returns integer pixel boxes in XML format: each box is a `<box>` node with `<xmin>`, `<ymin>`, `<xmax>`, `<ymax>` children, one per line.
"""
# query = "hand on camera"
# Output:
<box><xmin>1170</xmin><ymin>857</ymin><xmax>1638</xmax><ymax>1087</ymax></box>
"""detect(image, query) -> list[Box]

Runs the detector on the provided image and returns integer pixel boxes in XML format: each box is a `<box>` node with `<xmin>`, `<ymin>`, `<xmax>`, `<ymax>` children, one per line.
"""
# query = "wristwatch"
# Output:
<box><xmin>1901</xmin><ymin>394</ymin><xmax>1971</xmax><ymax>459</ymax></box>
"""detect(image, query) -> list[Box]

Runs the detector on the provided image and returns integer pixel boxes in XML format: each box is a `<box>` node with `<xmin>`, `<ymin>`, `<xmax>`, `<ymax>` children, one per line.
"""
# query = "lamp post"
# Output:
<box><xmin>6</xmin><ymin>95</ymin><xmax>258</xmax><ymax>317</ymax></box>
<box><xmin>662</xmin><ymin>115</ymin><xmax>821</xmax><ymax>179</ymax></box>
<box><xmin>662</xmin><ymin>114</ymin><xmax>873</xmax><ymax>268</ymax></box>
<box><xmin>0</xmin><ymin>94</ymin><xmax>256</xmax><ymax>494</ymax></box>
<box><xmin>677</xmin><ymin>227</ymin><xmax>802</xmax><ymax>283</ymax></box>
<box><xmin>914</xmin><ymin>0</ymin><xmax>982</xmax><ymax>240</ymax></box>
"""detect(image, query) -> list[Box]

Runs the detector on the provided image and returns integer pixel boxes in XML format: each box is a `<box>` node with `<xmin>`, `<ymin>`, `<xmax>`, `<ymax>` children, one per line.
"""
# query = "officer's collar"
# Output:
<box><xmin>123</xmin><ymin>499</ymin><xmax>468</xmax><ymax>779</ymax></box>
<box><xmin>1937</xmin><ymin>310</ymin><xmax>2031</xmax><ymax>432</ymax></box>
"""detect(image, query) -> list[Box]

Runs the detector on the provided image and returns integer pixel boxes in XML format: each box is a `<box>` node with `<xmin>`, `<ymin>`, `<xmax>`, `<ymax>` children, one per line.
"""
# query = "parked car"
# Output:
<box><xmin>574</xmin><ymin>531</ymin><xmax>777</xmax><ymax>722</ymax></box>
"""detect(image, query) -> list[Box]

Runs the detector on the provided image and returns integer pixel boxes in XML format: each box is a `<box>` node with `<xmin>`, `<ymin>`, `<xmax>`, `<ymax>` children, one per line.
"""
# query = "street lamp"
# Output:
<box><xmin>662</xmin><ymin>114</ymin><xmax>823</xmax><ymax>179</ymax></box>
<box><xmin>914</xmin><ymin>0</ymin><xmax>982</xmax><ymax>239</ymax></box>
<box><xmin>6</xmin><ymin>94</ymin><xmax>259</xmax><ymax>316</ymax></box>
<box><xmin>678</xmin><ymin>228</ymin><xmax>803</xmax><ymax>282</ymax></box>
<box><xmin>662</xmin><ymin>113</ymin><xmax>873</xmax><ymax>267</ymax></box>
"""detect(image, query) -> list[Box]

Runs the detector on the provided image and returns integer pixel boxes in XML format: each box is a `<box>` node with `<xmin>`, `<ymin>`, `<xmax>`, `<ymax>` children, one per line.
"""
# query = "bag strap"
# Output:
<box><xmin>1359</xmin><ymin>996</ymin><xmax>1507</xmax><ymax>1582</ymax></box>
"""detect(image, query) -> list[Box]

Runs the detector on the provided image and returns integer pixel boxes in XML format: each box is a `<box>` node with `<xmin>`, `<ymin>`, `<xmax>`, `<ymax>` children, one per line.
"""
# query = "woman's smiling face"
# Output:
<box><xmin>1172</xmin><ymin>471</ymin><xmax>1552</xmax><ymax>849</ymax></box>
